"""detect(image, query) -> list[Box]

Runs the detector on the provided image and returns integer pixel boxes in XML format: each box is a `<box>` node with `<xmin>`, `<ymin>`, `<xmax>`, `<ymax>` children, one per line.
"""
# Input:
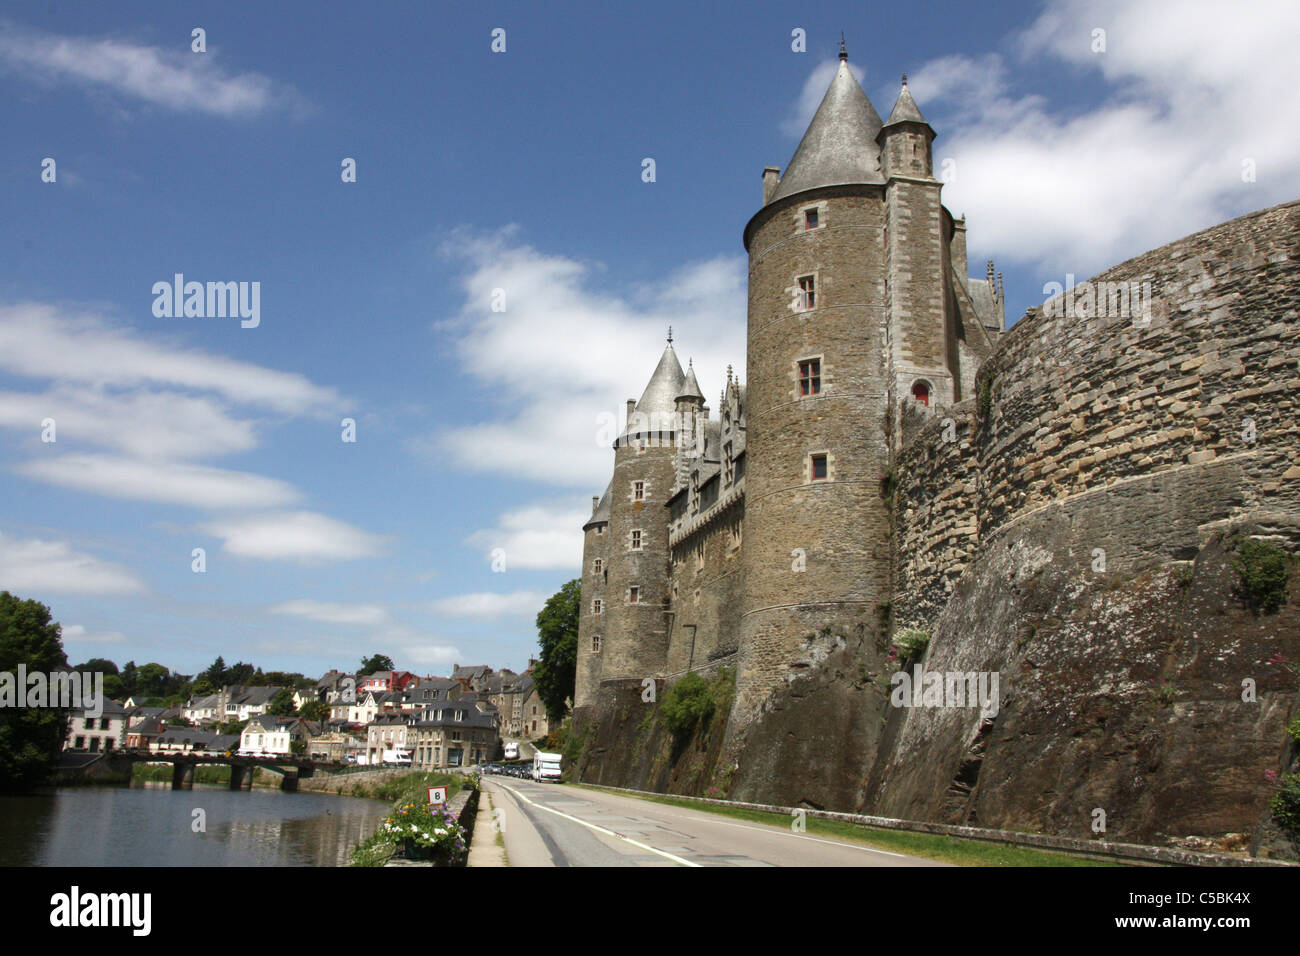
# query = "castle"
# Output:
<box><xmin>576</xmin><ymin>45</ymin><xmax>1003</xmax><ymax>712</ymax></box>
<box><xmin>571</xmin><ymin>42</ymin><xmax>1300</xmax><ymax>848</ymax></box>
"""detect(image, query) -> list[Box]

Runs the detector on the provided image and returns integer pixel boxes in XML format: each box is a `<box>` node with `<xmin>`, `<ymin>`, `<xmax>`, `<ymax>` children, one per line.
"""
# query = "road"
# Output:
<box><xmin>482</xmin><ymin>777</ymin><xmax>949</xmax><ymax>867</ymax></box>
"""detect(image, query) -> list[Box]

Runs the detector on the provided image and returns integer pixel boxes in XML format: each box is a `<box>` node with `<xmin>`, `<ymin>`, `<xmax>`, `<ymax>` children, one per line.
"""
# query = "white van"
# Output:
<box><xmin>532</xmin><ymin>751</ymin><xmax>563</xmax><ymax>782</ymax></box>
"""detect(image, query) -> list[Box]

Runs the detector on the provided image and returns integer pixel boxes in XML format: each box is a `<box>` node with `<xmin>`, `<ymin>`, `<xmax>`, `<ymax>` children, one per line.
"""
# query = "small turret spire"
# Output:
<box><xmin>839</xmin><ymin>33</ymin><xmax>847</xmax><ymax>61</ymax></box>
<box><xmin>901</xmin><ymin>72</ymin><xmax>908</xmax><ymax>87</ymax></box>
<box><xmin>667</xmin><ymin>326</ymin><xmax>673</xmax><ymax>345</ymax></box>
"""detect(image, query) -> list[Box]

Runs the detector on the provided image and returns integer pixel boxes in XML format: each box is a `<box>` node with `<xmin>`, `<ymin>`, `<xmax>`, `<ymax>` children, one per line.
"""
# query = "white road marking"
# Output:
<box><xmin>496</xmin><ymin>783</ymin><xmax>702</xmax><ymax>867</ymax></box>
<box><xmin>650</xmin><ymin>807</ymin><xmax>911</xmax><ymax>858</ymax></box>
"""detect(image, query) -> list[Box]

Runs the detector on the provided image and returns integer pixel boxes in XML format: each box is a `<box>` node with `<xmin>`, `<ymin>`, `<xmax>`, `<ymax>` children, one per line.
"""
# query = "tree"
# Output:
<box><xmin>200</xmin><ymin>656</ymin><xmax>228</xmax><ymax>688</ymax></box>
<box><xmin>0</xmin><ymin>592</ymin><xmax>70</xmax><ymax>792</ymax></box>
<box><xmin>226</xmin><ymin>661</ymin><xmax>255</xmax><ymax>685</ymax></box>
<box><xmin>533</xmin><ymin>579</ymin><xmax>579</xmax><ymax>723</ymax></box>
<box><xmin>298</xmin><ymin>698</ymin><xmax>329</xmax><ymax>721</ymax></box>
<box><xmin>72</xmin><ymin>660</ymin><xmax>125</xmax><ymax>700</ymax></box>
<box><xmin>267</xmin><ymin>689</ymin><xmax>296</xmax><ymax>717</ymax></box>
<box><xmin>359</xmin><ymin>654</ymin><xmax>394</xmax><ymax>675</ymax></box>
<box><xmin>133</xmin><ymin>663</ymin><xmax>170</xmax><ymax>698</ymax></box>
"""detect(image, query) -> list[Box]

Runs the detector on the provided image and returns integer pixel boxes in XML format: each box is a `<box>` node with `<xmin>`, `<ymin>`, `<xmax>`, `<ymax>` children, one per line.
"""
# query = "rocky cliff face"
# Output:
<box><xmin>870</xmin><ymin>514</ymin><xmax>1299</xmax><ymax>849</ymax></box>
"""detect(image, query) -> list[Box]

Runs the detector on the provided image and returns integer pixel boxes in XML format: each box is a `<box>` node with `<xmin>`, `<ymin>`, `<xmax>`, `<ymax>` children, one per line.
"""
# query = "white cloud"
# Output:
<box><xmin>0</xmin><ymin>305</ymin><xmax>340</xmax><ymax>416</ymax></box>
<box><xmin>0</xmin><ymin>531</ymin><xmax>144</xmax><ymax>595</ymax></box>
<box><xmin>0</xmin><ymin>22</ymin><xmax>305</xmax><ymax>117</ymax></box>
<box><xmin>903</xmin><ymin>0</ymin><xmax>1300</xmax><ymax>276</ymax></box>
<box><xmin>269</xmin><ymin>599</ymin><xmax>390</xmax><ymax>627</ymax></box>
<box><xmin>62</xmin><ymin>624</ymin><xmax>128</xmax><ymax>645</ymax></box>
<box><xmin>202</xmin><ymin>511</ymin><xmax>390</xmax><ymax>563</ymax></box>
<box><xmin>0</xmin><ymin>386</ymin><xmax>259</xmax><ymax>460</ymax></box>
<box><xmin>429</xmin><ymin>591</ymin><xmax>547</xmax><ymax>619</ymax></box>
<box><xmin>18</xmin><ymin>454</ymin><xmax>300</xmax><ymax>509</ymax></box>
<box><xmin>466</xmin><ymin>503</ymin><xmax>586</xmax><ymax>571</ymax></box>
<box><xmin>431</xmin><ymin>230</ymin><xmax>745</xmax><ymax>488</ymax></box>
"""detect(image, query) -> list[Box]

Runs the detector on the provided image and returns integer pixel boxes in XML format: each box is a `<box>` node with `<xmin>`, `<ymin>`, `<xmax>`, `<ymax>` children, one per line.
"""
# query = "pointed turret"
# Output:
<box><xmin>882</xmin><ymin>74</ymin><xmax>930</xmax><ymax>129</ymax></box>
<box><xmin>619</xmin><ymin>331</ymin><xmax>686</xmax><ymax>443</ymax></box>
<box><xmin>766</xmin><ymin>47</ymin><xmax>884</xmax><ymax>206</ymax></box>
<box><xmin>878</xmin><ymin>74</ymin><xmax>935</xmax><ymax>179</ymax></box>
<box><xmin>676</xmin><ymin>360</ymin><xmax>704</xmax><ymax>404</ymax></box>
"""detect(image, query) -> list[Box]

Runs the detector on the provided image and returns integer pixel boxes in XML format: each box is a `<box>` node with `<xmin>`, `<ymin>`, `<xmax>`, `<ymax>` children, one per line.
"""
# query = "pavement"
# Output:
<box><xmin>479</xmin><ymin>777</ymin><xmax>949</xmax><ymax>867</ymax></box>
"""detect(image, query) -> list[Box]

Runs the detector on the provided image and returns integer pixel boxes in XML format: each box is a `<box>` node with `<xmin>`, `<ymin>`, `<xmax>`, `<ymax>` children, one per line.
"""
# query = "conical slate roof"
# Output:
<box><xmin>883</xmin><ymin>81</ymin><xmax>929</xmax><ymax>129</ymax></box>
<box><xmin>584</xmin><ymin>479</ymin><xmax>613</xmax><ymax>530</ymax></box>
<box><xmin>768</xmin><ymin>59</ymin><xmax>884</xmax><ymax>205</ymax></box>
<box><xmin>676</xmin><ymin>361</ymin><xmax>704</xmax><ymax>403</ymax></box>
<box><xmin>620</xmin><ymin>342</ymin><xmax>685</xmax><ymax>438</ymax></box>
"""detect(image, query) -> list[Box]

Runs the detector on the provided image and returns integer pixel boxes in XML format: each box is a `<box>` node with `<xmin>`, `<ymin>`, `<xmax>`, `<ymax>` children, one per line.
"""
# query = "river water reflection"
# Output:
<box><xmin>0</xmin><ymin>783</ymin><xmax>390</xmax><ymax>866</ymax></box>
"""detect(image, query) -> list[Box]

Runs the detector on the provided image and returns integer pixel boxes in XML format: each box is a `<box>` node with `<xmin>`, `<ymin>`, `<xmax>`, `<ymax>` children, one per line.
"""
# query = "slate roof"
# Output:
<box><xmin>768</xmin><ymin>58</ymin><xmax>885</xmax><ymax>205</ymax></box>
<box><xmin>882</xmin><ymin>81</ymin><xmax>930</xmax><ymax>129</ymax></box>
<box><xmin>584</xmin><ymin>479</ymin><xmax>613</xmax><ymax>531</ymax></box>
<box><xmin>619</xmin><ymin>343</ymin><xmax>686</xmax><ymax>440</ymax></box>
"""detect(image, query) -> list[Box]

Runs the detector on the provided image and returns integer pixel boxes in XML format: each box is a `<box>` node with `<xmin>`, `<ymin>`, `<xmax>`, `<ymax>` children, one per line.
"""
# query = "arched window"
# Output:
<box><xmin>912</xmin><ymin>380</ymin><xmax>931</xmax><ymax>406</ymax></box>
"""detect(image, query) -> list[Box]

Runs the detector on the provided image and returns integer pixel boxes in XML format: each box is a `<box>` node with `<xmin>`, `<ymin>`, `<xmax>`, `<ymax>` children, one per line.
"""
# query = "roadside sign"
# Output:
<box><xmin>427</xmin><ymin>786</ymin><xmax>447</xmax><ymax>805</ymax></box>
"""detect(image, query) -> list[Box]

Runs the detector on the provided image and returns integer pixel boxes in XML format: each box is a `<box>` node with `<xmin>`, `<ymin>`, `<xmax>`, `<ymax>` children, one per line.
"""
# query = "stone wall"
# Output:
<box><xmin>893</xmin><ymin>399</ymin><xmax>979</xmax><ymax>631</ymax></box>
<box><xmin>874</xmin><ymin>199</ymin><xmax>1300</xmax><ymax>845</ymax></box>
<box><xmin>893</xmin><ymin>199</ymin><xmax>1300</xmax><ymax>634</ymax></box>
<box><xmin>666</xmin><ymin>498</ymin><xmax>744</xmax><ymax>676</ymax></box>
<box><xmin>979</xmin><ymin>199</ymin><xmax>1300</xmax><ymax>546</ymax></box>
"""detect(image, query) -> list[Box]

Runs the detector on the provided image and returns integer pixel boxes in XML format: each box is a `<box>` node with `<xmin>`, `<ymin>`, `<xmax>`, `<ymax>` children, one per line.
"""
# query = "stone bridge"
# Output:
<box><xmin>96</xmin><ymin>750</ymin><xmax>344</xmax><ymax>791</ymax></box>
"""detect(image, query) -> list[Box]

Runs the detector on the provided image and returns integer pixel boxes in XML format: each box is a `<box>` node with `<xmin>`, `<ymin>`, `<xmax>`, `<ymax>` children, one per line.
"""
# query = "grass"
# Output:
<box><xmin>575</xmin><ymin>785</ymin><xmax>1121</xmax><ymax>867</ymax></box>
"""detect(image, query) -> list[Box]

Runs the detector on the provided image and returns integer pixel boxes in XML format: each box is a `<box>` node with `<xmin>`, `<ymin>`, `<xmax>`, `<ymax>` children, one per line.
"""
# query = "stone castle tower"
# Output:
<box><xmin>575</xmin><ymin>45</ymin><xmax>1005</xmax><ymax>799</ymax></box>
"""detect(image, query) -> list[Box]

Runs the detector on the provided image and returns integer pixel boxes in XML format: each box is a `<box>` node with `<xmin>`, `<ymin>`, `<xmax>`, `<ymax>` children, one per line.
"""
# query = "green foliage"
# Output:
<box><xmin>298</xmin><ymin>697</ymin><xmax>329</xmax><ymax>721</ymax></box>
<box><xmin>892</xmin><ymin>627</ymin><xmax>931</xmax><ymax>661</ymax></box>
<box><xmin>1287</xmin><ymin>715</ymin><xmax>1300</xmax><ymax>744</ymax></box>
<box><xmin>533</xmin><ymin>579</ymin><xmax>580</xmax><ymax>723</ymax></box>
<box><xmin>1173</xmin><ymin>564</ymin><xmax>1195</xmax><ymax>589</ymax></box>
<box><xmin>266</xmin><ymin>688</ymin><xmax>296</xmax><ymax>716</ymax></box>
<box><xmin>369</xmin><ymin>771</ymin><xmax>462</xmax><ymax>805</ymax></box>
<box><xmin>660</xmin><ymin>669</ymin><xmax>733</xmax><ymax>745</ymax></box>
<box><xmin>1270</xmin><ymin>774</ymin><xmax>1300</xmax><ymax>838</ymax></box>
<box><xmin>359</xmin><ymin>654</ymin><xmax>394</xmax><ymax>675</ymax></box>
<box><xmin>290</xmin><ymin>739</ymin><xmax>306</xmax><ymax>755</ymax></box>
<box><xmin>1233</xmin><ymin>538</ymin><xmax>1292</xmax><ymax>614</ymax></box>
<box><xmin>977</xmin><ymin>372</ymin><xmax>995</xmax><ymax>420</ymax></box>
<box><xmin>0</xmin><ymin>592</ymin><xmax>70</xmax><ymax>792</ymax></box>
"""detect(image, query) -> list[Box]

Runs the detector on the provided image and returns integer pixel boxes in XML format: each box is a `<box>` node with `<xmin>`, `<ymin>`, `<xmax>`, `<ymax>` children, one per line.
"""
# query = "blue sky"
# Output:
<box><xmin>2</xmin><ymin>0</ymin><xmax>1296</xmax><ymax>678</ymax></box>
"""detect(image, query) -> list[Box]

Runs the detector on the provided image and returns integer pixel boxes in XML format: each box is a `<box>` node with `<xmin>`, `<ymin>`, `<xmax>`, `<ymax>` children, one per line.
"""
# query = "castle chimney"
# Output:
<box><xmin>762</xmin><ymin>166</ymin><xmax>780</xmax><ymax>203</ymax></box>
<box><xmin>592</xmin><ymin>495</ymin><xmax>599</xmax><ymax>515</ymax></box>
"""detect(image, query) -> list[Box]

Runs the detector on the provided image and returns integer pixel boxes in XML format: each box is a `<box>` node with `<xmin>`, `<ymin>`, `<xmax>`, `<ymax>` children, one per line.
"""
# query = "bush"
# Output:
<box><xmin>1270</xmin><ymin>773</ymin><xmax>1300</xmax><ymax>838</ymax></box>
<box><xmin>661</xmin><ymin>672</ymin><xmax>715</xmax><ymax>741</ymax></box>
<box><xmin>1288</xmin><ymin>715</ymin><xmax>1300</xmax><ymax>744</ymax></box>
<box><xmin>1233</xmin><ymin>538</ymin><xmax>1292</xmax><ymax>614</ymax></box>
<box><xmin>892</xmin><ymin>627</ymin><xmax>931</xmax><ymax>661</ymax></box>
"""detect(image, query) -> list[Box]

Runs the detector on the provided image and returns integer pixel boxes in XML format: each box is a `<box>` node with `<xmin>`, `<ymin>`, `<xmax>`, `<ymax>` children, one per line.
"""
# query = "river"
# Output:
<box><xmin>0</xmin><ymin>783</ymin><xmax>391</xmax><ymax>866</ymax></box>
